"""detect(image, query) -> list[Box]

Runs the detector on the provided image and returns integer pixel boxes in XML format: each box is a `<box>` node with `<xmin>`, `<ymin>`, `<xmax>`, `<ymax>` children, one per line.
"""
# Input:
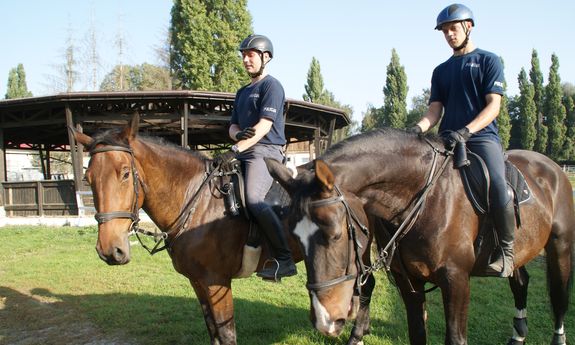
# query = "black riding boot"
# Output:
<box><xmin>487</xmin><ymin>201</ymin><xmax>515</xmax><ymax>277</ymax></box>
<box><xmin>254</xmin><ymin>207</ymin><xmax>297</xmax><ymax>280</ymax></box>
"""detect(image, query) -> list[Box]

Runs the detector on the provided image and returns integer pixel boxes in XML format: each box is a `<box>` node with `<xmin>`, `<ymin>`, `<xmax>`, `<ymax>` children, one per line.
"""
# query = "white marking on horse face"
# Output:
<box><xmin>293</xmin><ymin>216</ymin><xmax>318</xmax><ymax>257</ymax></box>
<box><xmin>311</xmin><ymin>291</ymin><xmax>338</xmax><ymax>336</ymax></box>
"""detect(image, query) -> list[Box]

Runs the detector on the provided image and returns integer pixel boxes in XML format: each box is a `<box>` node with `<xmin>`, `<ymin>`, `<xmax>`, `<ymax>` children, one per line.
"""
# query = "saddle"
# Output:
<box><xmin>218</xmin><ymin>160</ymin><xmax>290</xmax><ymax>245</ymax></box>
<box><xmin>457</xmin><ymin>146</ymin><xmax>532</xmax><ymax>221</ymax></box>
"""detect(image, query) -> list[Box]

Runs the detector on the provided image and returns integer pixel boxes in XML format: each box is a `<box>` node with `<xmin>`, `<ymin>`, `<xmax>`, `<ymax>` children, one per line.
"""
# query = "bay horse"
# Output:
<box><xmin>69</xmin><ymin>114</ymin><xmax>367</xmax><ymax>345</ymax></box>
<box><xmin>267</xmin><ymin>128</ymin><xmax>574</xmax><ymax>345</ymax></box>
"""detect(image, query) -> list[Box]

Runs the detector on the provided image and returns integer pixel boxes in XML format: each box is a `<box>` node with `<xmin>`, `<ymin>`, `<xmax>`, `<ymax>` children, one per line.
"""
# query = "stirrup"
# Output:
<box><xmin>257</xmin><ymin>258</ymin><xmax>282</xmax><ymax>282</ymax></box>
<box><xmin>257</xmin><ymin>258</ymin><xmax>296</xmax><ymax>282</ymax></box>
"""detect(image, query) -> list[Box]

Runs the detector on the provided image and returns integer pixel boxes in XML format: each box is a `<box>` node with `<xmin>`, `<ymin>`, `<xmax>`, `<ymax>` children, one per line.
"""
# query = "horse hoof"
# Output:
<box><xmin>506</xmin><ymin>339</ymin><xmax>524</xmax><ymax>345</ymax></box>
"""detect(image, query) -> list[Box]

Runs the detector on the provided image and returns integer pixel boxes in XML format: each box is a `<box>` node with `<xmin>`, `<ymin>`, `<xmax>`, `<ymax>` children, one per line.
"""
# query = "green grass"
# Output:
<box><xmin>0</xmin><ymin>225</ymin><xmax>573</xmax><ymax>344</ymax></box>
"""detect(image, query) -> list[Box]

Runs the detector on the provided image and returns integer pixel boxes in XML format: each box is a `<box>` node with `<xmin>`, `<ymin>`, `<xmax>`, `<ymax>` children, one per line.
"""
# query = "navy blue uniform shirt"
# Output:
<box><xmin>231</xmin><ymin>75</ymin><xmax>286</xmax><ymax>146</ymax></box>
<box><xmin>430</xmin><ymin>48</ymin><xmax>505</xmax><ymax>141</ymax></box>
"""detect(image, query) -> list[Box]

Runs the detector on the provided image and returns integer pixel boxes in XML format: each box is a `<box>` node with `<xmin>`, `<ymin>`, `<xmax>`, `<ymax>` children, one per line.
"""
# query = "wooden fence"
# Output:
<box><xmin>1</xmin><ymin>180</ymin><xmax>82</xmax><ymax>217</ymax></box>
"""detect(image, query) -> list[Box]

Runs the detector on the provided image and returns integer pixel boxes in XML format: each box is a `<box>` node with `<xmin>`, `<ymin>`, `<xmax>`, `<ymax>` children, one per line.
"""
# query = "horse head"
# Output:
<box><xmin>71</xmin><ymin>114</ymin><xmax>145</xmax><ymax>265</ymax></box>
<box><xmin>267</xmin><ymin>158</ymin><xmax>371</xmax><ymax>337</ymax></box>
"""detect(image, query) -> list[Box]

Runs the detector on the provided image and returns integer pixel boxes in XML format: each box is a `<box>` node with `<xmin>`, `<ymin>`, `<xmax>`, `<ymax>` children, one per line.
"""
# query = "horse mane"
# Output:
<box><xmin>86</xmin><ymin>128</ymin><xmax>209</xmax><ymax>163</ymax></box>
<box><xmin>321</xmin><ymin>127</ymin><xmax>441</xmax><ymax>163</ymax></box>
<box><xmin>290</xmin><ymin>128</ymin><xmax>443</xmax><ymax>218</ymax></box>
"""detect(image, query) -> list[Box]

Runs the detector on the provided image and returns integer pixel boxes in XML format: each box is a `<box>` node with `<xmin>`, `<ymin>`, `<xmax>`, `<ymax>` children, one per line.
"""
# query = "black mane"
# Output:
<box><xmin>321</xmin><ymin>127</ymin><xmax>440</xmax><ymax>163</ymax></box>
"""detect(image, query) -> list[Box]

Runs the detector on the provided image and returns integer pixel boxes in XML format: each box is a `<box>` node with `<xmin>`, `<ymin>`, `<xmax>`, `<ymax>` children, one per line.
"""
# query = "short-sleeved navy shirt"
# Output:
<box><xmin>230</xmin><ymin>75</ymin><xmax>286</xmax><ymax>146</ymax></box>
<box><xmin>429</xmin><ymin>48</ymin><xmax>505</xmax><ymax>141</ymax></box>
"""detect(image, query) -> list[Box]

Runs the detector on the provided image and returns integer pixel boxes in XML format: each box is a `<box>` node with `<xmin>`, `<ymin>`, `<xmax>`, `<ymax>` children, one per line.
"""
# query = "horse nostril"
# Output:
<box><xmin>113</xmin><ymin>247</ymin><xmax>125</xmax><ymax>261</ymax></box>
<box><xmin>335</xmin><ymin>318</ymin><xmax>346</xmax><ymax>330</ymax></box>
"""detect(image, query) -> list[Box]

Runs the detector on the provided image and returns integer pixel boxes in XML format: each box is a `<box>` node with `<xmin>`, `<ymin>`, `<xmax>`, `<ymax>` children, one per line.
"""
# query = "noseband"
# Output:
<box><xmin>305</xmin><ymin>185</ymin><xmax>369</xmax><ymax>293</ymax></box>
<box><xmin>90</xmin><ymin>145</ymin><xmax>141</xmax><ymax>228</ymax></box>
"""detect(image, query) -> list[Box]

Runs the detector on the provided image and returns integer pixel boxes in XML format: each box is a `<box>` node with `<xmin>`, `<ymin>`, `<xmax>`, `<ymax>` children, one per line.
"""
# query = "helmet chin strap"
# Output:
<box><xmin>453</xmin><ymin>21</ymin><xmax>470</xmax><ymax>52</ymax></box>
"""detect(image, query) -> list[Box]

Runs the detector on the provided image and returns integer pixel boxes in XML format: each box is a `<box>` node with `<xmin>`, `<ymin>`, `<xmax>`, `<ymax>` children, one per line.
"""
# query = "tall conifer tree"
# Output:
<box><xmin>497</xmin><ymin>57</ymin><xmax>511</xmax><ymax>149</ymax></box>
<box><xmin>5</xmin><ymin>64</ymin><xmax>33</xmax><ymax>99</ymax></box>
<box><xmin>544</xmin><ymin>53</ymin><xmax>567</xmax><ymax>160</ymax></box>
<box><xmin>170</xmin><ymin>0</ymin><xmax>252</xmax><ymax>92</ymax></box>
<box><xmin>529</xmin><ymin>49</ymin><xmax>547</xmax><ymax>153</ymax></box>
<box><xmin>382</xmin><ymin>49</ymin><xmax>408</xmax><ymax>129</ymax></box>
<box><xmin>517</xmin><ymin>68</ymin><xmax>537</xmax><ymax>150</ymax></box>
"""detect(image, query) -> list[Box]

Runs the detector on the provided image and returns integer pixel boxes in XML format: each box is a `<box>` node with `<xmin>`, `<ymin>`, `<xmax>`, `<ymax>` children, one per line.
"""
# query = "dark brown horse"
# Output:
<box><xmin>267</xmin><ymin>128</ymin><xmax>574</xmax><ymax>345</ymax></box>
<box><xmin>70</xmin><ymin>114</ymin><xmax>370</xmax><ymax>345</ymax></box>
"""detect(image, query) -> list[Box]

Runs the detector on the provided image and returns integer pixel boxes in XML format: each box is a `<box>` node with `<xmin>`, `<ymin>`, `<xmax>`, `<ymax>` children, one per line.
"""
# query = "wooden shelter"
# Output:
<box><xmin>0</xmin><ymin>91</ymin><xmax>349</xmax><ymax>216</ymax></box>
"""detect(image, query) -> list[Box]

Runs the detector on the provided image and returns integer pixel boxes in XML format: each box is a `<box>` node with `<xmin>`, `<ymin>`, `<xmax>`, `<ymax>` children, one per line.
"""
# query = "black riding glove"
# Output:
<box><xmin>213</xmin><ymin>150</ymin><xmax>236</xmax><ymax>167</ymax></box>
<box><xmin>443</xmin><ymin>127</ymin><xmax>471</xmax><ymax>149</ymax></box>
<box><xmin>235</xmin><ymin>127</ymin><xmax>256</xmax><ymax>140</ymax></box>
<box><xmin>407</xmin><ymin>125</ymin><xmax>423</xmax><ymax>135</ymax></box>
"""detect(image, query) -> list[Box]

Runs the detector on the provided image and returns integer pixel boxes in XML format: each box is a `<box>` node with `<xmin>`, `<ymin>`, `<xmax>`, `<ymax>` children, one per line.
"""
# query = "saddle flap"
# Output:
<box><xmin>459</xmin><ymin>152</ymin><xmax>532</xmax><ymax>215</ymax></box>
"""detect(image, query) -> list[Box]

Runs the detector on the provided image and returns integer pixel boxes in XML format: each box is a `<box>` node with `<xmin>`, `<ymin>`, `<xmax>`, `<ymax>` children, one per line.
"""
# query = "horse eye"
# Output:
<box><xmin>121</xmin><ymin>168</ymin><xmax>130</xmax><ymax>181</ymax></box>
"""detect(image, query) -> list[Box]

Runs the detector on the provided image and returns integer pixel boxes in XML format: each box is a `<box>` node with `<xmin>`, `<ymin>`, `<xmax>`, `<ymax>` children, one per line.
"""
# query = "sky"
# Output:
<box><xmin>1</xmin><ymin>1</ymin><xmax>574</xmax><ymax>124</ymax></box>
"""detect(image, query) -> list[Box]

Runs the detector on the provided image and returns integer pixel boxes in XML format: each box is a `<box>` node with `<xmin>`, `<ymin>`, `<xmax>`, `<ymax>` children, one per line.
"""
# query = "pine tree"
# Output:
<box><xmin>170</xmin><ymin>0</ymin><xmax>252</xmax><ymax>92</ymax></box>
<box><xmin>544</xmin><ymin>53</ymin><xmax>567</xmax><ymax>160</ymax></box>
<box><xmin>303</xmin><ymin>57</ymin><xmax>324</xmax><ymax>102</ymax></box>
<box><xmin>382</xmin><ymin>49</ymin><xmax>408</xmax><ymax>129</ymax></box>
<box><xmin>517</xmin><ymin>68</ymin><xmax>537</xmax><ymax>150</ymax></box>
<box><xmin>5</xmin><ymin>64</ymin><xmax>33</xmax><ymax>99</ymax></box>
<box><xmin>563</xmin><ymin>95</ymin><xmax>575</xmax><ymax>160</ymax></box>
<box><xmin>497</xmin><ymin>57</ymin><xmax>511</xmax><ymax>149</ymax></box>
<box><xmin>302</xmin><ymin>57</ymin><xmax>353</xmax><ymax>140</ymax></box>
<box><xmin>529</xmin><ymin>49</ymin><xmax>547</xmax><ymax>154</ymax></box>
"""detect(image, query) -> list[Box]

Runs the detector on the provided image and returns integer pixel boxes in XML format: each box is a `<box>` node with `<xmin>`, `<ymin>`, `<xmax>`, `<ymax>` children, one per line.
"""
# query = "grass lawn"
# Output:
<box><xmin>0</xmin><ymin>225</ymin><xmax>573</xmax><ymax>344</ymax></box>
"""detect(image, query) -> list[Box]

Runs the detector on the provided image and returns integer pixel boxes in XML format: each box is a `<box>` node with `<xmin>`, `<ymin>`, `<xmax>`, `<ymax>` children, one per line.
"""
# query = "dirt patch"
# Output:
<box><xmin>0</xmin><ymin>287</ymin><xmax>135</xmax><ymax>345</ymax></box>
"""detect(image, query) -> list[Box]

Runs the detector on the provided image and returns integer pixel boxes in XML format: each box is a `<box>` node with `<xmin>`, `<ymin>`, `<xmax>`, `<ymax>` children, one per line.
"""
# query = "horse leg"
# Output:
<box><xmin>347</xmin><ymin>273</ymin><xmax>375</xmax><ymax>345</ymax></box>
<box><xmin>545</xmin><ymin>229</ymin><xmax>573</xmax><ymax>345</ymax></box>
<box><xmin>394</xmin><ymin>272</ymin><xmax>428</xmax><ymax>345</ymax></box>
<box><xmin>507</xmin><ymin>266</ymin><xmax>529</xmax><ymax>345</ymax></box>
<box><xmin>439</xmin><ymin>269</ymin><xmax>470</xmax><ymax>345</ymax></box>
<box><xmin>190</xmin><ymin>278</ymin><xmax>237</xmax><ymax>345</ymax></box>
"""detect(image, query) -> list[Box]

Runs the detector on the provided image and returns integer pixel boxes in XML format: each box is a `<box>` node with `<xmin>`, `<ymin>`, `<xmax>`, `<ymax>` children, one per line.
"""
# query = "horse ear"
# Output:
<box><xmin>122</xmin><ymin>112</ymin><xmax>140</xmax><ymax>141</ymax></box>
<box><xmin>265</xmin><ymin>158</ymin><xmax>296</xmax><ymax>195</ymax></box>
<box><xmin>69</xmin><ymin>126</ymin><xmax>94</xmax><ymax>147</ymax></box>
<box><xmin>315</xmin><ymin>159</ymin><xmax>334</xmax><ymax>192</ymax></box>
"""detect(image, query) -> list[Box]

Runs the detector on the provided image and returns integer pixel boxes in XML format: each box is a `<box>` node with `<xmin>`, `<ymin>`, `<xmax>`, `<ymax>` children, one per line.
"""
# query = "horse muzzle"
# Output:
<box><xmin>310</xmin><ymin>288</ymin><xmax>356</xmax><ymax>337</ymax></box>
<box><xmin>95</xmin><ymin>223</ymin><xmax>132</xmax><ymax>265</ymax></box>
<box><xmin>96</xmin><ymin>243</ymin><xmax>131</xmax><ymax>265</ymax></box>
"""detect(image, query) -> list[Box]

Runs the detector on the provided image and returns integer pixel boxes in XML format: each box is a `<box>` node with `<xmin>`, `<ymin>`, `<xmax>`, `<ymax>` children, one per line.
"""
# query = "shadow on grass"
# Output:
<box><xmin>0</xmin><ymin>285</ymin><xmax>408</xmax><ymax>345</ymax></box>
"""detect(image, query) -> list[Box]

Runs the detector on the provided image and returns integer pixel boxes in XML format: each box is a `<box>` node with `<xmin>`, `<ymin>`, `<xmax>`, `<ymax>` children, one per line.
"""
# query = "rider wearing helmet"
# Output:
<box><xmin>215</xmin><ymin>34</ymin><xmax>297</xmax><ymax>281</ymax></box>
<box><xmin>409</xmin><ymin>4</ymin><xmax>515</xmax><ymax>277</ymax></box>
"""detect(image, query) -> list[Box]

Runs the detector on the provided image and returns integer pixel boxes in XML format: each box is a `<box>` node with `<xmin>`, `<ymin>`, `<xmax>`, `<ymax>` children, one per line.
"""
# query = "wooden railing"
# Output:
<box><xmin>1</xmin><ymin>180</ymin><xmax>80</xmax><ymax>217</ymax></box>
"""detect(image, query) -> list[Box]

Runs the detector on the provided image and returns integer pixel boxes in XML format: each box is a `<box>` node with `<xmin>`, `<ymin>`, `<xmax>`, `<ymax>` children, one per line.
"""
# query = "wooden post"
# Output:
<box><xmin>314</xmin><ymin>127</ymin><xmax>321</xmax><ymax>158</ymax></box>
<box><xmin>0</xmin><ymin>129</ymin><xmax>5</xmax><ymax>206</ymax></box>
<box><xmin>181</xmin><ymin>101</ymin><xmax>189</xmax><ymax>148</ymax></box>
<box><xmin>65</xmin><ymin>104</ymin><xmax>84</xmax><ymax>191</ymax></box>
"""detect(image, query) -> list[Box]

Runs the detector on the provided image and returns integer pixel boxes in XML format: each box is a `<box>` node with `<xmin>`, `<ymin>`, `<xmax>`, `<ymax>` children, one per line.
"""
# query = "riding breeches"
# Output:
<box><xmin>238</xmin><ymin>144</ymin><xmax>284</xmax><ymax>216</ymax></box>
<box><xmin>466</xmin><ymin>137</ymin><xmax>511</xmax><ymax>209</ymax></box>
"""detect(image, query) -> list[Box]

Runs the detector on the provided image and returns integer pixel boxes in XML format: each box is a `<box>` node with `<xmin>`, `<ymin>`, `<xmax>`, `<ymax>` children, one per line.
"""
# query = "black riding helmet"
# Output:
<box><xmin>435</xmin><ymin>4</ymin><xmax>474</xmax><ymax>51</ymax></box>
<box><xmin>239</xmin><ymin>34</ymin><xmax>273</xmax><ymax>78</ymax></box>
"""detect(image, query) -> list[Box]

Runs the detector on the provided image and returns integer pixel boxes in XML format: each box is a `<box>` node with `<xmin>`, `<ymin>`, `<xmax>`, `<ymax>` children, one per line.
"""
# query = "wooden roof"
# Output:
<box><xmin>0</xmin><ymin>91</ymin><xmax>350</xmax><ymax>151</ymax></box>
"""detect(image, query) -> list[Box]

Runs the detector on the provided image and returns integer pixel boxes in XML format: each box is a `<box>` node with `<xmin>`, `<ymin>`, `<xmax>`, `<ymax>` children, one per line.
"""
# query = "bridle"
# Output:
<box><xmin>88</xmin><ymin>143</ymin><xmax>221</xmax><ymax>255</ymax></box>
<box><xmin>90</xmin><ymin>145</ymin><xmax>142</xmax><ymax>230</ymax></box>
<box><xmin>305</xmin><ymin>185</ymin><xmax>369</xmax><ymax>293</ymax></box>
<box><xmin>304</xmin><ymin>138</ymin><xmax>453</xmax><ymax>294</ymax></box>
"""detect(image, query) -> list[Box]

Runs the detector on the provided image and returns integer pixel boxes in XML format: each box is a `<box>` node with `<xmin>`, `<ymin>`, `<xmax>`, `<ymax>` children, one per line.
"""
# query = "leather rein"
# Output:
<box><xmin>304</xmin><ymin>138</ymin><xmax>452</xmax><ymax>294</ymax></box>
